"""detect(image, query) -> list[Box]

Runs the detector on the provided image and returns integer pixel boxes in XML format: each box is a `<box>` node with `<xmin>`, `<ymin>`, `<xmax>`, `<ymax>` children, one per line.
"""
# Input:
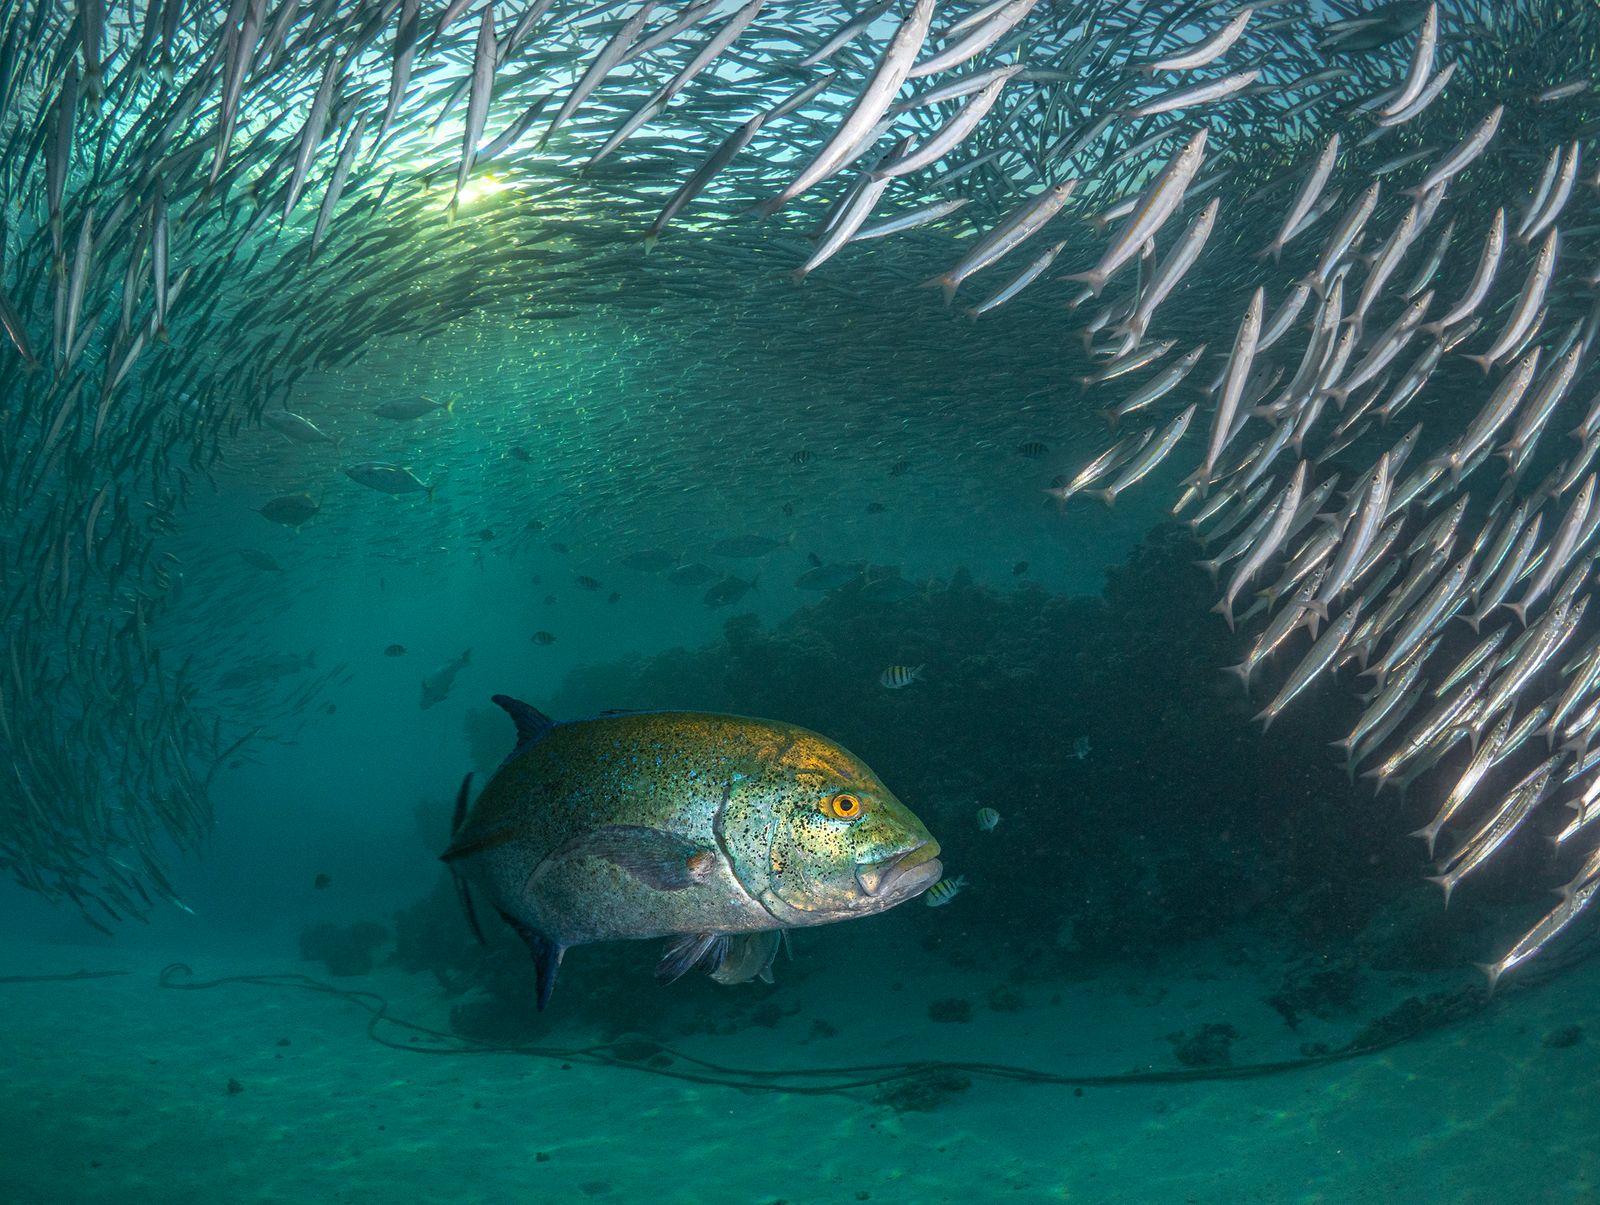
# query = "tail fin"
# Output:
<box><xmin>920</xmin><ymin>273</ymin><xmax>959</xmax><ymax>306</ymax></box>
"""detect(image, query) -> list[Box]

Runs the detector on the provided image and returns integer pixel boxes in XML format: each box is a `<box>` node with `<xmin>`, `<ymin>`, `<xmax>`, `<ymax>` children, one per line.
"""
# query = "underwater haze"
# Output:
<box><xmin>7</xmin><ymin>0</ymin><xmax>1600</xmax><ymax>1200</ymax></box>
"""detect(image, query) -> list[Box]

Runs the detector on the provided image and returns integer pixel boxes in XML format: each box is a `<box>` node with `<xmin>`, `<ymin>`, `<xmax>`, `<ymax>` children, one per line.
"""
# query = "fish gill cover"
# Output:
<box><xmin>2</xmin><ymin>0</ymin><xmax>1600</xmax><ymax>998</ymax></box>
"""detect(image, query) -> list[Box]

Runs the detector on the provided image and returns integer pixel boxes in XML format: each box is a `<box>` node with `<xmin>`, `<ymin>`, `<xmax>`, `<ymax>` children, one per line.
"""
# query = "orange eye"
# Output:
<box><xmin>824</xmin><ymin>793</ymin><xmax>861</xmax><ymax>820</ymax></box>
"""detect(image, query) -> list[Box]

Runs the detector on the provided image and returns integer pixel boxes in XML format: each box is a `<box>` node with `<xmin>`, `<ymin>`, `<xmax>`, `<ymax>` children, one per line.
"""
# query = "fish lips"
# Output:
<box><xmin>854</xmin><ymin>840</ymin><xmax>943</xmax><ymax>900</ymax></box>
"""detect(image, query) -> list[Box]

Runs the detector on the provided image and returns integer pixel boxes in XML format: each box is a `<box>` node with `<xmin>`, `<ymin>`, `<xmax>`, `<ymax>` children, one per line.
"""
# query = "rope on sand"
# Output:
<box><xmin>150</xmin><ymin>944</ymin><xmax>1595</xmax><ymax>1097</ymax></box>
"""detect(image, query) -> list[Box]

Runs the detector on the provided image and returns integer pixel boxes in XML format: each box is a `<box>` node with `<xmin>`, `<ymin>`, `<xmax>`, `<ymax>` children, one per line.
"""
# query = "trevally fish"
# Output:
<box><xmin>256</xmin><ymin>493</ymin><xmax>320</xmax><ymax>527</ymax></box>
<box><xmin>371</xmin><ymin>394</ymin><xmax>455</xmax><ymax>420</ymax></box>
<box><xmin>219</xmin><ymin>652</ymin><xmax>317</xmax><ymax>690</ymax></box>
<box><xmin>442</xmin><ymin>698</ymin><xmax>942</xmax><ymax>1007</ymax></box>
<box><xmin>345</xmin><ymin>461</ymin><xmax>436</xmax><ymax>498</ymax></box>
<box><xmin>421</xmin><ymin>649</ymin><xmax>472</xmax><ymax>709</ymax></box>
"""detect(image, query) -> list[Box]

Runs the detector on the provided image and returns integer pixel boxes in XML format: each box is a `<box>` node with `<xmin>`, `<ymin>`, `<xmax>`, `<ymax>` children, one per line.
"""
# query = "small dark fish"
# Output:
<box><xmin>1013</xmin><ymin>561</ymin><xmax>1029</xmax><ymax>576</ymax></box>
<box><xmin>807</xmin><ymin>552</ymin><xmax>823</xmax><ymax>567</ymax></box>
<box><xmin>575</xmin><ymin>574</ymin><xmax>602</xmax><ymax>591</ymax></box>
<box><xmin>1018</xmin><ymin>441</ymin><xmax>1048</xmax><ymax>459</ymax></box>
<box><xmin>791</xmin><ymin>449</ymin><xmax>813</xmax><ymax>464</ymax></box>
<box><xmin>543</xmin><ymin>594</ymin><xmax>556</xmax><ymax>604</ymax></box>
<box><xmin>478</xmin><ymin>529</ymin><xmax>495</xmax><ymax>541</ymax></box>
<box><xmin>669</xmin><ymin>562</ymin><xmax>719</xmax><ymax>586</ymax></box>
<box><xmin>550</xmin><ymin>541</ymin><xmax>570</xmax><ymax>553</ymax></box>
<box><xmin>237</xmin><ymin>548</ymin><xmax>284</xmax><ymax>572</ymax></box>
<box><xmin>709</xmin><ymin>534</ymin><xmax>786</xmax><ymax>558</ymax></box>
<box><xmin>322</xmin><ymin>702</ymin><xmax>337</xmax><ymax>715</ymax></box>
<box><xmin>384</xmin><ymin>644</ymin><xmax>407</xmax><ymax>657</ymax></box>
<box><xmin>509</xmin><ymin>446</ymin><xmax>532</xmax><ymax>462</ymax></box>
<box><xmin>531</xmin><ymin>574</ymin><xmax>543</xmax><ymax>585</ymax></box>
<box><xmin>372</xmin><ymin>394</ymin><xmax>453</xmax><ymax>420</ymax></box>
<box><xmin>257</xmin><ymin>493</ymin><xmax>319</xmax><ymax>527</ymax></box>
<box><xmin>531</xmin><ymin>631</ymin><xmax>556</xmax><ymax>645</ymax></box>
<box><xmin>889</xmin><ymin>459</ymin><xmax>912</xmax><ymax>477</ymax></box>
<box><xmin>608</xmin><ymin>592</ymin><xmax>621</xmax><ymax>604</ymax></box>
<box><xmin>313</xmin><ymin>874</ymin><xmax>332</xmax><ymax>890</ymax></box>
<box><xmin>703</xmin><ymin>575</ymin><xmax>757</xmax><ymax>607</ymax></box>
<box><xmin>866</xmin><ymin>502</ymin><xmax>887</xmax><ymax>514</ymax></box>
<box><xmin>782</xmin><ymin>502</ymin><xmax>795</xmax><ymax>517</ymax></box>
<box><xmin>526</xmin><ymin>518</ymin><xmax>544</xmax><ymax>530</ymax></box>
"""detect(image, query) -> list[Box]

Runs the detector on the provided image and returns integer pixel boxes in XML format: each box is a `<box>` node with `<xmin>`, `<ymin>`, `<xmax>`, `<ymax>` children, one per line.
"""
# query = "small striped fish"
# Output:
<box><xmin>975</xmin><ymin>806</ymin><xmax>1000</xmax><ymax>831</ymax></box>
<box><xmin>925</xmin><ymin>875</ymin><xmax>968</xmax><ymax>906</ymax></box>
<box><xmin>880</xmin><ymin>663</ymin><xmax>925</xmax><ymax>689</ymax></box>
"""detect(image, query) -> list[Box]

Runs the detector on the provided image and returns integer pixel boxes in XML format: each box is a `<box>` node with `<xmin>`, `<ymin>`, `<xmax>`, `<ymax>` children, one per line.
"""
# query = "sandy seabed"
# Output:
<box><xmin>3</xmin><ymin>928</ymin><xmax>1598</xmax><ymax>1205</ymax></box>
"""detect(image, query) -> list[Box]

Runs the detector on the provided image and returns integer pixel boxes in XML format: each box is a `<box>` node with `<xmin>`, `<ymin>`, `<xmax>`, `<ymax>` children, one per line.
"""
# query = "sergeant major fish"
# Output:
<box><xmin>441</xmin><ymin>698</ymin><xmax>942</xmax><ymax>1007</ymax></box>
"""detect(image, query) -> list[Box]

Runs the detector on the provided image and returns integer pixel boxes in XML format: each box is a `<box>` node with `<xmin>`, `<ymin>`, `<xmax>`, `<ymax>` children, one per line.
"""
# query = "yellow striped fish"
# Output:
<box><xmin>924</xmin><ymin>875</ymin><xmax>968</xmax><ymax>906</ymax></box>
<box><xmin>880</xmin><ymin>663</ymin><xmax>925</xmax><ymax>689</ymax></box>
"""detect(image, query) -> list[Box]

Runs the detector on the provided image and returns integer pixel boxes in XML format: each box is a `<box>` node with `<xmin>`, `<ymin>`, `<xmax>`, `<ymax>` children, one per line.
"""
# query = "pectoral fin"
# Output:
<box><xmin>556</xmin><ymin>825</ymin><xmax>717</xmax><ymax>891</ymax></box>
<box><xmin>656</xmin><ymin>932</ymin><xmax>727</xmax><ymax>983</ymax></box>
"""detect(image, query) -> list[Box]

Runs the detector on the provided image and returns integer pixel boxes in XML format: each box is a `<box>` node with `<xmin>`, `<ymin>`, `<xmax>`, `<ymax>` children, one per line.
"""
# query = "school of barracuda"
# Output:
<box><xmin>3</xmin><ymin>0</ymin><xmax>1600</xmax><ymax>987</ymax></box>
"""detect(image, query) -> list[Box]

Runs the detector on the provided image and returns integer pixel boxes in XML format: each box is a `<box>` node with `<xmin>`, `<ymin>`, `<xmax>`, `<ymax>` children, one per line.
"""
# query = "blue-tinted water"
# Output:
<box><xmin>5</xmin><ymin>0</ymin><xmax>1600</xmax><ymax>1200</ymax></box>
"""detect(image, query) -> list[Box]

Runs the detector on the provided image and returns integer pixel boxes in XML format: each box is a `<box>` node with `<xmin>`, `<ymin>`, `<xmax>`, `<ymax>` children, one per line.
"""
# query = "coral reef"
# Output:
<box><xmin>298</xmin><ymin>921</ymin><xmax>389</xmax><ymax>976</ymax></box>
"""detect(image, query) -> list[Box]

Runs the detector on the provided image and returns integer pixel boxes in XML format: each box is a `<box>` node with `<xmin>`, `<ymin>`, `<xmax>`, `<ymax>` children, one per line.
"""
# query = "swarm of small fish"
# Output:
<box><xmin>2</xmin><ymin>0</ymin><xmax>1599</xmax><ymax>993</ymax></box>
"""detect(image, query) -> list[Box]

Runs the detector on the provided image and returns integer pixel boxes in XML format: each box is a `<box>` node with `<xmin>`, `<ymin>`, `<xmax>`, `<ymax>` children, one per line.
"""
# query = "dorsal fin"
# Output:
<box><xmin>492</xmin><ymin>694</ymin><xmax>557</xmax><ymax>761</ymax></box>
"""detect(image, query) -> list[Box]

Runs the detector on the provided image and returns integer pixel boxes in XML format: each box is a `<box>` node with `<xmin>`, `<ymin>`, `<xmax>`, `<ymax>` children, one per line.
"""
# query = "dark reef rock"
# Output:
<box><xmin>927</xmin><ymin>997</ymin><xmax>973</xmax><ymax>1023</ymax></box>
<box><xmin>1168</xmin><ymin>1022</ymin><xmax>1240</xmax><ymax>1067</ymax></box>
<box><xmin>1266</xmin><ymin>961</ymin><xmax>1362</xmax><ymax>1029</ymax></box>
<box><xmin>298</xmin><ymin>920</ymin><xmax>389</xmax><ymax>976</ymax></box>
<box><xmin>874</xmin><ymin>1069</ymin><xmax>973</xmax><ymax>1113</ymax></box>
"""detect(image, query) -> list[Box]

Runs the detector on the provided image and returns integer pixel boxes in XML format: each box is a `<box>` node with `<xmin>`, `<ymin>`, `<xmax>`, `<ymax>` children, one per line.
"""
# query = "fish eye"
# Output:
<box><xmin>822</xmin><ymin>792</ymin><xmax>861</xmax><ymax>820</ymax></box>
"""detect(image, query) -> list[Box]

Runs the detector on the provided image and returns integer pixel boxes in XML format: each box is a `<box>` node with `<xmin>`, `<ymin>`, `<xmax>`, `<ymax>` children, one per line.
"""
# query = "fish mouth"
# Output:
<box><xmin>855</xmin><ymin>840</ymin><xmax>943</xmax><ymax>899</ymax></box>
